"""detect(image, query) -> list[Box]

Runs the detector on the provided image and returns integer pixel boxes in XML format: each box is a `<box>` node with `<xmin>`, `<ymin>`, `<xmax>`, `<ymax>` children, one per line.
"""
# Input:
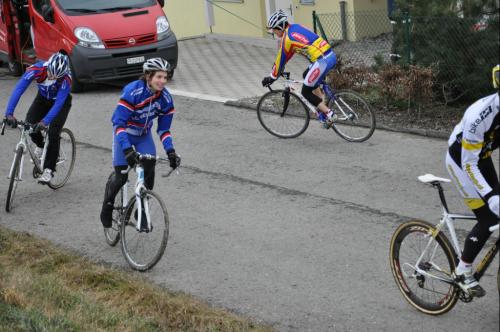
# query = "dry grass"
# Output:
<box><xmin>0</xmin><ymin>226</ymin><xmax>273</xmax><ymax>332</ymax></box>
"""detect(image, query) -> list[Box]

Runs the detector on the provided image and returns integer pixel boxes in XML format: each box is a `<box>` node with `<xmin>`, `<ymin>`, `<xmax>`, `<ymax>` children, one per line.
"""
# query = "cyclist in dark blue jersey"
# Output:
<box><xmin>100</xmin><ymin>57</ymin><xmax>181</xmax><ymax>229</ymax></box>
<box><xmin>3</xmin><ymin>52</ymin><xmax>72</xmax><ymax>183</ymax></box>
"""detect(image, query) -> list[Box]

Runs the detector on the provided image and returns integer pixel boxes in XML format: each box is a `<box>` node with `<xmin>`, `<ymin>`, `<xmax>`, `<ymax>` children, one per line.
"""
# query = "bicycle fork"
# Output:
<box><xmin>135</xmin><ymin>166</ymin><xmax>152</xmax><ymax>232</ymax></box>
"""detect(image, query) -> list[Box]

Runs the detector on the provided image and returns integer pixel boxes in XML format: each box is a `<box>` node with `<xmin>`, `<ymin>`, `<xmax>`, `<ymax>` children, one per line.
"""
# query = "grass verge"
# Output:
<box><xmin>0</xmin><ymin>226</ymin><xmax>273</xmax><ymax>332</ymax></box>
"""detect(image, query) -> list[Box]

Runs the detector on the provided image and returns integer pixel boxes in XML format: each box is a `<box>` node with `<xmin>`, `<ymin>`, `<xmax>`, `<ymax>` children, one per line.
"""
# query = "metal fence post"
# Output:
<box><xmin>404</xmin><ymin>11</ymin><xmax>411</xmax><ymax>64</ymax></box>
<box><xmin>340</xmin><ymin>1</ymin><xmax>347</xmax><ymax>41</ymax></box>
<box><xmin>313</xmin><ymin>10</ymin><xmax>317</xmax><ymax>34</ymax></box>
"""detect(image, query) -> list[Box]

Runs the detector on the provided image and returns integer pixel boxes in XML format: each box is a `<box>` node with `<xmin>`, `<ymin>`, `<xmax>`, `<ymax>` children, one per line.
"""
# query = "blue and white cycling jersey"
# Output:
<box><xmin>112</xmin><ymin>79</ymin><xmax>175</xmax><ymax>153</ymax></box>
<box><xmin>5</xmin><ymin>61</ymin><xmax>72</xmax><ymax>125</ymax></box>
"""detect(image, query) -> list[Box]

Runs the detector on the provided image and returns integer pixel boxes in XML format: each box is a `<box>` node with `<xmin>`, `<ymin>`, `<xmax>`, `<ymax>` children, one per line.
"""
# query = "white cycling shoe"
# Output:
<box><xmin>453</xmin><ymin>271</ymin><xmax>486</xmax><ymax>298</ymax></box>
<box><xmin>37</xmin><ymin>168</ymin><xmax>53</xmax><ymax>184</ymax></box>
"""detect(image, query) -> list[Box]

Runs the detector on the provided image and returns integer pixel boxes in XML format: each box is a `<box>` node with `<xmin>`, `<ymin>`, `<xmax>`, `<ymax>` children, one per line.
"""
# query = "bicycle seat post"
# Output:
<box><xmin>432</xmin><ymin>182</ymin><xmax>450</xmax><ymax>213</ymax></box>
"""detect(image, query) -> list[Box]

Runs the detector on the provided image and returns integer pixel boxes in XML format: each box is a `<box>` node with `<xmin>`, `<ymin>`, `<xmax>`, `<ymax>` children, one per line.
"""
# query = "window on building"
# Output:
<box><xmin>300</xmin><ymin>0</ymin><xmax>315</xmax><ymax>4</ymax></box>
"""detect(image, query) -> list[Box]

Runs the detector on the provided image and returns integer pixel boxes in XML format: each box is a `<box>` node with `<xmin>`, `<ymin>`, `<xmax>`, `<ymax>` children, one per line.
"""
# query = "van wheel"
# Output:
<box><xmin>71</xmin><ymin>77</ymin><xmax>85</xmax><ymax>93</ymax></box>
<box><xmin>69</xmin><ymin>60</ymin><xmax>85</xmax><ymax>93</ymax></box>
<box><xmin>8</xmin><ymin>61</ymin><xmax>23</xmax><ymax>76</ymax></box>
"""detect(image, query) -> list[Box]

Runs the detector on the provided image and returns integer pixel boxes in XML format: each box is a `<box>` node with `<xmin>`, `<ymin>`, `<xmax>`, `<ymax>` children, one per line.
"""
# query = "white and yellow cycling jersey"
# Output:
<box><xmin>447</xmin><ymin>93</ymin><xmax>499</xmax><ymax>206</ymax></box>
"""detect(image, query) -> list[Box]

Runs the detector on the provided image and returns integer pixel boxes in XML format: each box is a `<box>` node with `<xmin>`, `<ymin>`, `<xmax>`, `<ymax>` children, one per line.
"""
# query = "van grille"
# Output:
<box><xmin>104</xmin><ymin>33</ymin><xmax>156</xmax><ymax>49</ymax></box>
<box><xmin>93</xmin><ymin>64</ymin><xmax>143</xmax><ymax>80</ymax></box>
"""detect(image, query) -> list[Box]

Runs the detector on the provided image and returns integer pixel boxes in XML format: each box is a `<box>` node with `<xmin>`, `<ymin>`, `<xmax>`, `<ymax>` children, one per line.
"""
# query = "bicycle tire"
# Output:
<box><xmin>389</xmin><ymin>220</ymin><xmax>459</xmax><ymax>315</ymax></box>
<box><xmin>6</xmin><ymin>146</ymin><xmax>23</xmax><ymax>213</ymax></box>
<box><xmin>328</xmin><ymin>90</ymin><xmax>375</xmax><ymax>142</ymax></box>
<box><xmin>257</xmin><ymin>89</ymin><xmax>310</xmax><ymax>138</ymax></box>
<box><xmin>48</xmin><ymin>128</ymin><xmax>76</xmax><ymax>190</ymax></box>
<box><xmin>103</xmin><ymin>172</ymin><xmax>121</xmax><ymax>247</ymax></box>
<box><xmin>120</xmin><ymin>190</ymin><xmax>169</xmax><ymax>271</ymax></box>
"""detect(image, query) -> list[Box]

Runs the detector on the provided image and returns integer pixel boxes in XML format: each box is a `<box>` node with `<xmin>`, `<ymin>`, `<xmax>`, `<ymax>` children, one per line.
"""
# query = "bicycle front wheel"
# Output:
<box><xmin>120</xmin><ymin>190</ymin><xmax>169</xmax><ymax>271</ymax></box>
<box><xmin>389</xmin><ymin>220</ymin><xmax>459</xmax><ymax>315</ymax></box>
<box><xmin>48</xmin><ymin>128</ymin><xmax>76</xmax><ymax>190</ymax></box>
<box><xmin>6</xmin><ymin>147</ymin><xmax>23</xmax><ymax>212</ymax></box>
<box><xmin>257</xmin><ymin>89</ymin><xmax>310</xmax><ymax>138</ymax></box>
<box><xmin>103</xmin><ymin>172</ymin><xmax>122</xmax><ymax>247</ymax></box>
<box><xmin>328</xmin><ymin>90</ymin><xmax>375</xmax><ymax>142</ymax></box>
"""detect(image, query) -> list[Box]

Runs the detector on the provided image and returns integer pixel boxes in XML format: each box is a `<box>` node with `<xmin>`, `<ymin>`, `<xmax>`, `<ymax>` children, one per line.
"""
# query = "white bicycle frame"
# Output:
<box><xmin>7</xmin><ymin>124</ymin><xmax>49</xmax><ymax>182</ymax></box>
<box><xmin>408</xmin><ymin>194</ymin><xmax>499</xmax><ymax>284</ymax></box>
<box><xmin>121</xmin><ymin>155</ymin><xmax>175</xmax><ymax>232</ymax></box>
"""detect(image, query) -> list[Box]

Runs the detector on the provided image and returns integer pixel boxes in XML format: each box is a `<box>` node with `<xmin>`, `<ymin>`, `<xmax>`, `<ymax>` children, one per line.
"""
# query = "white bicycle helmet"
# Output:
<box><xmin>267</xmin><ymin>10</ymin><xmax>288</xmax><ymax>31</ymax></box>
<box><xmin>47</xmin><ymin>53</ymin><xmax>69</xmax><ymax>78</ymax></box>
<box><xmin>143</xmin><ymin>57</ymin><xmax>171</xmax><ymax>73</ymax></box>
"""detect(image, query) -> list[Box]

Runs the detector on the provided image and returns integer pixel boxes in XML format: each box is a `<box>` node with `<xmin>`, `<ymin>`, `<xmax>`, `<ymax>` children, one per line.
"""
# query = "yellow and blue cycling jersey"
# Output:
<box><xmin>270</xmin><ymin>24</ymin><xmax>332</xmax><ymax>79</ymax></box>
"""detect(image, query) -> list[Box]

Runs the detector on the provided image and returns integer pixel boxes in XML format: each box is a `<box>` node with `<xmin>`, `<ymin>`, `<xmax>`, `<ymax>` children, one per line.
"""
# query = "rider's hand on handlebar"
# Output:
<box><xmin>32</xmin><ymin>121</ymin><xmax>47</xmax><ymax>134</ymax></box>
<box><xmin>487</xmin><ymin>195</ymin><xmax>499</xmax><ymax>218</ymax></box>
<box><xmin>124</xmin><ymin>147</ymin><xmax>139</xmax><ymax>168</ymax></box>
<box><xmin>5</xmin><ymin>115</ymin><xmax>18</xmax><ymax>128</ymax></box>
<box><xmin>262</xmin><ymin>76</ymin><xmax>276</xmax><ymax>87</ymax></box>
<box><xmin>167</xmin><ymin>150</ymin><xmax>181</xmax><ymax>169</ymax></box>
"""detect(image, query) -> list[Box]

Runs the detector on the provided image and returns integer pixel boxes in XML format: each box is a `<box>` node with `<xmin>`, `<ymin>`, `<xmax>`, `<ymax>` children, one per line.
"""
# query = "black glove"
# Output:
<box><xmin>5</xmin><ymin>115</ymin><xmax>17</xmax><ymax>128</ymax></box>
<box><xmin>261</xmin><ymin>76</ymin><xmax>276</xmax><ymax>87</ymax></box>
<box><xmin>124</xmin><ymin>147</ymin><xmax>139</xmax><ymax>168</ymax></box>
<box><xmin>32</xmin><ymin>121</ymin><xmax>47</xmax><ymax>134</ymax></box>
<box><xmin>167</xmin><ymin>150</ymin><xmax>181</xmax><ymax>169</ymax></box>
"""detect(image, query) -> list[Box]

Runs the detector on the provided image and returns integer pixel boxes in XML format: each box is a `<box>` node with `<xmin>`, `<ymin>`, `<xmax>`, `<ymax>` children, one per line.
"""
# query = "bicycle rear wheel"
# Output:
<box><xmin>120</xmin><ymin>190</ymin><xmax>169</xmax><ymax>271</ymax></box>
<box><xmin>48</xmin><ymin>128</ymin><xmax>76</xmax><ymax>190</ymax></box>
<box><xmin>328</xmin><ymin>90</ymin><xmax>375</xmax><ymax>142</ymax></box>
<box><xmin>257</xmin><ymin>89</ymin><xmax>310</xmax><ymax>138</ymax></box>
<box><xmin>389</xmin><ymin>220</ymin><xmax>459</xmax><ymax>315</ymax></box>
<box><xmin>6</xmin><ymin>147</ymin><xmax>23</xmax><ymax>212</ymax></box>
<box><xmin>103</xmin><ymin>172</ymin><xmax>122</xmax><ymax>247</ymax></box>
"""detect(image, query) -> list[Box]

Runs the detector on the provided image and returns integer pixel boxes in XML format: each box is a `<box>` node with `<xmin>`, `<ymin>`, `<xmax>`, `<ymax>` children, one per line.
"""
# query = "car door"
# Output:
<box><xmin>28</xmin><ymin>0</ymin><xmax>58</xmax><ymax>59</ymax></box>
<box><xmin>0</xmin><ymin>0</ymin><xmax>10</xmax><ymax>57</ymax></box>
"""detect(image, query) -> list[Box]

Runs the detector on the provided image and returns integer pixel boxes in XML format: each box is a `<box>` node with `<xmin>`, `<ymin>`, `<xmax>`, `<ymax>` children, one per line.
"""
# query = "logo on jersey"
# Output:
<box><xmin>469</xmin><ymin>106</ymin><xmax>493</xmax><ymax>134</ymax></box>
<box><xmin>291</xmin><ymin>32</ymin><xmax>309</xmax><ymax>44</ymax></box>
<box><xmin>319</xmin><ymin>40</ymin><xmax>328</xmax><ymax>48</ymax></box>
<box><xmin>308</xmin><ymin>68</ymin><xmax>321</xmax><ymax>84</ymax></box>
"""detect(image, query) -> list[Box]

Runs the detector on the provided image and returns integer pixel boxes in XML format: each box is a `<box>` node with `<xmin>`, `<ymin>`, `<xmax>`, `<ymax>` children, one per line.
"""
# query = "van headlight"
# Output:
<box><xmin>74</xmin><ymin>27</ymin><xmax>105</xmax><ymax>49</ymax></box>
<box><xmin>156</xmin><ymin>16</ymin><xmax>170</xmax><ymax>40</ymax></box>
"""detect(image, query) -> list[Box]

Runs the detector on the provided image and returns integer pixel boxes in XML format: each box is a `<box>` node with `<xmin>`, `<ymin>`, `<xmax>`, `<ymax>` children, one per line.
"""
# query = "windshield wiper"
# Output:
<box><xmin>99</xmin><ymin>6</ymin><xmax>141</xmax><ymax>12</ymax></box>
<box><xmin>65</xmin><ymin>8</ymin><xmax>101</xmax><ymax>13</ymax></box>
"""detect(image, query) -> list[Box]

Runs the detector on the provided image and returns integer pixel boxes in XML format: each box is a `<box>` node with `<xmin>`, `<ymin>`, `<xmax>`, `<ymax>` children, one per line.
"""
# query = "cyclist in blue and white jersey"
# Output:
<box><xmin>3</xmin><ymin>52</ymin><xmax>72</xmax><ymax>183</ymax></box>
<box><xmin>100</xmin><ymin>58</ymin><xmax>181</xmax><ymax>230</ymax></box>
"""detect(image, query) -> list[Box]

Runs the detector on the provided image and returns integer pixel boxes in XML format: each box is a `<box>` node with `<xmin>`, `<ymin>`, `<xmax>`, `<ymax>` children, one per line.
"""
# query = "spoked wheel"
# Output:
<box><xmin>257</xmin><ymin>89</ymin><xmax>310</xmax><ymax>138</ymax></box>
<box><xmin>389</xmin><ymin>220</ymin><xmax>459</xmax><ymax>315</ymax></box>
<box><xmin>103</xmin><ymin>172</ymin><xmax>122</xmax><ymax>247</ymax></box>
<box><xmin>6</xmin><ymin>147</ymin><xmax>23</xmax><ymax>212</ymax></box>
<box><xmin>120</xmin><ymin>190</ymin><xmax>169</xmax><ymax>271</ymax></box>
<box><xmin>328</xmin><ymin>90</ymin><xmax>375</xmax><ymax>142</ymax></box>
<box><xmin>48</xmin><ymin>128</ymin><xmax>76</xmax><ymax>190</ymax></box>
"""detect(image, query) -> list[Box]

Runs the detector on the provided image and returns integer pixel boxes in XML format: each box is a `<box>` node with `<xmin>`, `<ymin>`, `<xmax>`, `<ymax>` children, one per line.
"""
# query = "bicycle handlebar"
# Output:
<box><xmin>489</xmin><ymin>224</ymin><xmax>499</xmax><ymax>232</ymax></box>
<box><xmin>120</xmin><ymin>153</ymin><xmax>178</xmax><ymax>178</ymax></box>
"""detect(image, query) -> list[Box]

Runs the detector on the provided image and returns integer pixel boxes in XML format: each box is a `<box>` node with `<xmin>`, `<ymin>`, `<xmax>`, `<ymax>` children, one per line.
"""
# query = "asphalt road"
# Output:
<box><xmin>0</xmin><ymin>75</ymin><xmax>498</xmax><ymax>331</ymax></box>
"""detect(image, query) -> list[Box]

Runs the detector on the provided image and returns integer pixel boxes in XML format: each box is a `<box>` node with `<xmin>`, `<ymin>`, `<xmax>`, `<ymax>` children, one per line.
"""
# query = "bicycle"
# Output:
<box><xmin>1</xmin><ymin>119</ymin><xmax>76</xmax><ymax>212</ymax></box>
<box><xmin>257</xmin><ymin>72</ymin><xmax>376</xmax><ymax>142</ymax></box>
<box><xmin>103</xmin><ymin>153</ymin><xmax>176</xmax><ymax>271</ymax></box>
<box><xmin>389</xmin><ymin>174</ymin><xmax>499</xmax><ymax>315</ymax></box>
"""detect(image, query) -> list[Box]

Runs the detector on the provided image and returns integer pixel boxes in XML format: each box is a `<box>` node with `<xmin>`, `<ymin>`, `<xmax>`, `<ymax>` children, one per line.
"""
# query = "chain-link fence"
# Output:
<box><xmin>313</xmin><ymin>9</ymin><xmax>499</xmax><ymax>106</ymax></box>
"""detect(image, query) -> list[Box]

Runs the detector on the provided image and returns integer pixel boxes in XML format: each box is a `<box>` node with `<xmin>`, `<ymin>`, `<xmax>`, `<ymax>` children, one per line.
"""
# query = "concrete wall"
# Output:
<box><xmin>210</xmin><ymin>0</ymin><xmax>267</xmax><ymax>38</ymax></box>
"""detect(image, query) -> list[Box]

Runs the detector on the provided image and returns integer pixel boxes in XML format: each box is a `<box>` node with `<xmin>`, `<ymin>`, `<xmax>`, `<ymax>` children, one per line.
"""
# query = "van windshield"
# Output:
<box><xmin>56</xmin><ymin>0</ymin><xmax>157</xmax><ymax>15</ymax></box>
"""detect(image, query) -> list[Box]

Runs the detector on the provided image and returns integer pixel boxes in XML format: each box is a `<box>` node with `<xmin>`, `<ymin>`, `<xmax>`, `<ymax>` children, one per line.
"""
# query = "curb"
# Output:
<box><xmin>225</xmin><ymin>100</ymin><xmax>449</xmax><ymax>140</ymax></box>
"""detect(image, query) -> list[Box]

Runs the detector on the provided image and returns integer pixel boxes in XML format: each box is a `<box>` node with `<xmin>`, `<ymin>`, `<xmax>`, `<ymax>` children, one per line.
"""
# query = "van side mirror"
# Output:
<box><xmin>158</xmin><ymin>0</ymin><xmax>165</xmax><ymax>7</ymax></box>
<box><xmin>41</xmin><ymin>4</ymin><xmax>54</xmax><ymax>23</ymax></box>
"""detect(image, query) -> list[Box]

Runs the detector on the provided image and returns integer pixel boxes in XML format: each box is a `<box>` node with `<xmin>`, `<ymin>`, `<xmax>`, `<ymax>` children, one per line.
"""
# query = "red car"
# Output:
<box><xmin>0</xmin><ymin>0</ymin><xmax>177</xmax><ymax>91</ymax></box>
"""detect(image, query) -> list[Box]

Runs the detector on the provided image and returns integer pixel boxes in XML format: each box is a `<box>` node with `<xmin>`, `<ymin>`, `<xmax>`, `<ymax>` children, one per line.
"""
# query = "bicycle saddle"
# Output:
<box><xmin>418</xmin><ymin>174</ymin><xmax>451</xmax><ymax>184</ymax></box>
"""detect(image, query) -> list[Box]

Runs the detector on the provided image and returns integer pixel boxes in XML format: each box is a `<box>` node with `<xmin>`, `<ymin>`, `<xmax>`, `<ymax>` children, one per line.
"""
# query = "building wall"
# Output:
<box><xmin>164</xmin><ymin>0</ymin><xmax>391</xmax><ymax>40</ymax></box>
<box><xmin>164</xmin><ymin>0</ymin><xmax>209</xmax><ymax>39</ymax></box>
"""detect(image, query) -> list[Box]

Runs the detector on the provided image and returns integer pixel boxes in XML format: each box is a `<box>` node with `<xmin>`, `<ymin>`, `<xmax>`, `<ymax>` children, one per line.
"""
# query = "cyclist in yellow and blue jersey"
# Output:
<box><xmin>262</xmin><ymin>10</ymin><xmax>338</xmax><ymax>127</ymax></box>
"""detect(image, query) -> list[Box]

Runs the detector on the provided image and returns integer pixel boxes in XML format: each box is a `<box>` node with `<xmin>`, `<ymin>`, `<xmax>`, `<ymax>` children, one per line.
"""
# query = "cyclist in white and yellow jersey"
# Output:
<box><xmin>445</xmin><ymin>65</ymin><xmax>499</xmax><ymax>297</ymax></box>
